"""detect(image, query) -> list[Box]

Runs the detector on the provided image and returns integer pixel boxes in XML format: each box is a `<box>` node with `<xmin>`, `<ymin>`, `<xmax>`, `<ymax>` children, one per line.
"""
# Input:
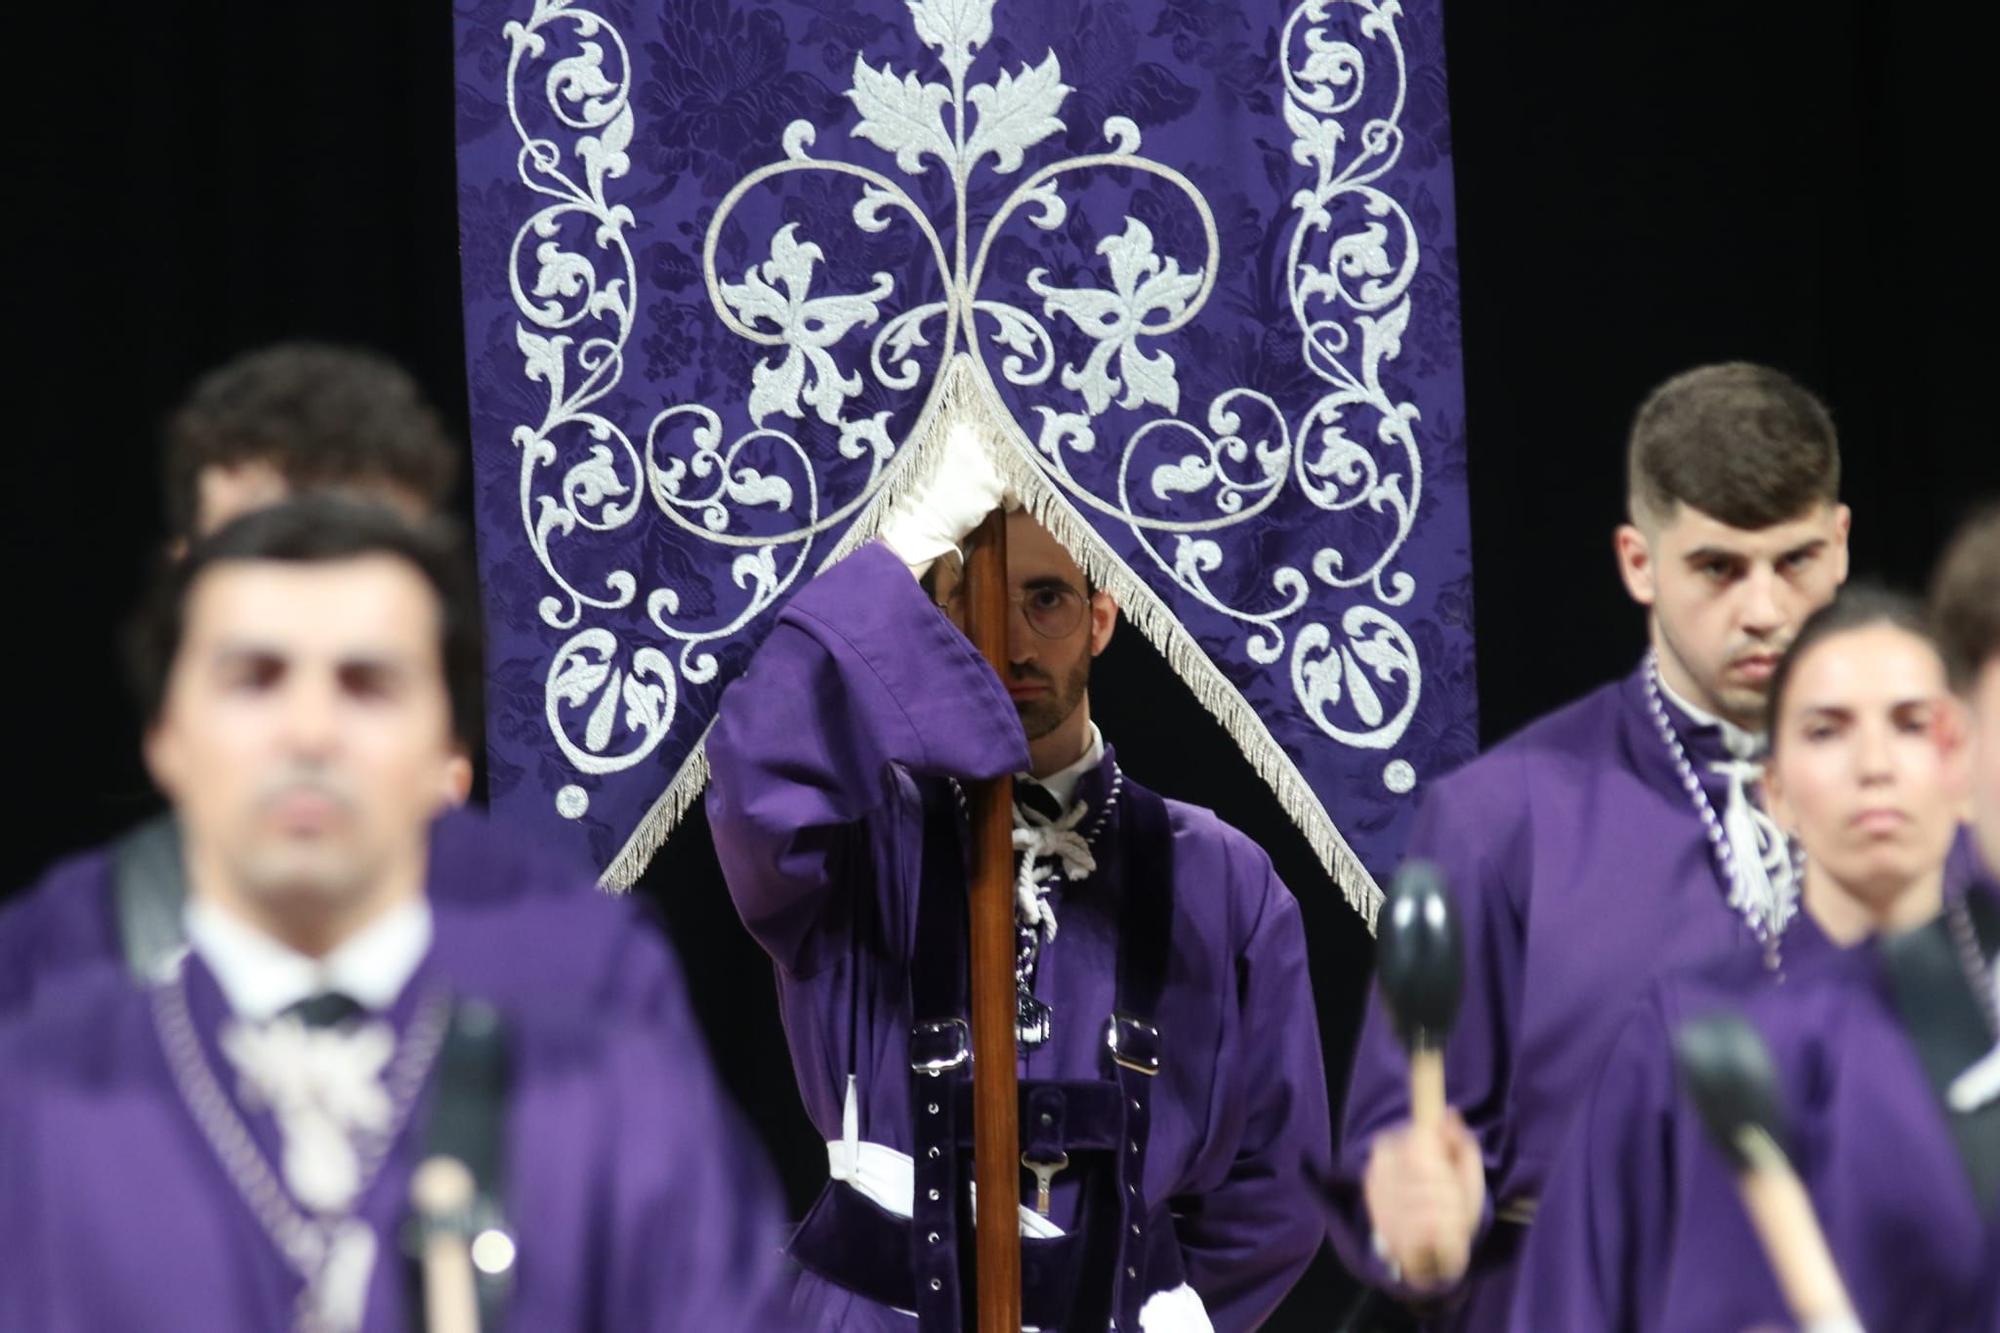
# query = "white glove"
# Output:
<box><xmin>878</xmin><ymin>418</ymin><xmax>1016</xmax><ymax>576</ymax></box>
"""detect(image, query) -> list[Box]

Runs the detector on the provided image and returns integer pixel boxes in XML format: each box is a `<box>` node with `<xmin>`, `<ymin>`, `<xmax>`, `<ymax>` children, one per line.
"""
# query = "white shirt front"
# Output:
<box><xmin>1020</xmin><ymin>721</ymin><xmax>1105</xmax><ymax>812</ymax></box>
<box><xmin>1656</xmin><ymin>672</ymin><xmax>1797</xmax><ymax>936</ymax></box>
<box><xmin>184</xmin><ymin>896</ymin><xmax>433</xmax><ymax>1022</ymax></box>
<box><xmin>1655</xmin><ymin>672</ymin><xmax>1763</xmax><ymax>762</ymax></box>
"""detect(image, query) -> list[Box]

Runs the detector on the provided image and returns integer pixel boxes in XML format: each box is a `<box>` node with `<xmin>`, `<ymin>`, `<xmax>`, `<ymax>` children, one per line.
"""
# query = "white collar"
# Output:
<box><xmin>184</xmin><ymin>897</ymin><xmax>434</xmax><ymax>1022</ymax></box>
<box><xmin>1020</xmin><ymin>723</ymin><xmax>1105</xmax><ymax>811</ymax></box>
<box><xmin>1655</xmin><ymin>669</ymin><xmax>1765</xmax><ymax>761</ymax></box>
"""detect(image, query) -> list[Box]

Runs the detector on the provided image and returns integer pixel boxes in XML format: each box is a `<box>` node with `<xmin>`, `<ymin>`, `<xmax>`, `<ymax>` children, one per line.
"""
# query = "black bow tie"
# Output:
<box><xmin>283</xmin><ymin>991</ymin><xmax>366</xmax><ymax>1029</ymax></box>
<box><xmin>1015</xmin><ymin>779</ymin><xmax>1064</xmax><ymax>824</ymax></box>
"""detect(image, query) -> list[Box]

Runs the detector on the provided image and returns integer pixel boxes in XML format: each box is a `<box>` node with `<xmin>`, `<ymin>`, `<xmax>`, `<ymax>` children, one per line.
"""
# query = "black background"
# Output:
<box><xmin>8</xmin><ymin>4</ymin><xmax>1996</xmax><ymax>1326</ymax></box>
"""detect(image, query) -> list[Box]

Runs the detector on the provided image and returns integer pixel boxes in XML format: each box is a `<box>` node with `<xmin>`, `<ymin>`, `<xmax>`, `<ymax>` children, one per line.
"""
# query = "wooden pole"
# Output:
<box><xmin>961</xmin><ymin>508</ymin><xmax>1022</xmax><ymax>1333</ymax></box>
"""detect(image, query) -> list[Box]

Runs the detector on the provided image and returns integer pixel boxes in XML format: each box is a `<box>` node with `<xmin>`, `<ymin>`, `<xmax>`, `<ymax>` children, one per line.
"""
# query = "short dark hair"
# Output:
<box><xmin>129</xmin><ymin>496</ymin><xmax>484</xmax><ymax>751</ymax></box>
<box><xmin>1766</xmin><ymin>585</ymin><xmax>1934</xmax><ymax>748</ymax></box>
<box><xmin>164</xmin><ymin>343</ymin><xmax>459</xmax><ymax>538</ymax></box>
<box><xmin>1930</xmin><ymin>503</ymin><xmax>2000</xmax><ymax>692</ymax></box>
<box><xmin>1628</xmin><ymin>363</ymin><xmax>1840</xmax><ymax>530</ymax></box>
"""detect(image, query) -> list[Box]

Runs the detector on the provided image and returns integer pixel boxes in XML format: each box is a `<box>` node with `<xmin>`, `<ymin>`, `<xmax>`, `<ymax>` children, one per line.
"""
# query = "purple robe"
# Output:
<box><xmin>1327</xmin><ymin>666</ymin><xmax>1840</xmax><ymax>1328</ymax></box>
<box><xmin>705</xmin><ymin>541</ymin><xmax>1331</xmax><ymax>1331</ymax></box>
<box><xmin>1511</xmin><ymin>902</ymin><xmax>2000</xmax><ymax>1332</ymax></box>
<box><xmin>0</xmin><ymin>807</ymin><xmax>680</xmax><ymax>1023</ymax></box>
<box><xmin>0</xmin><ymin>934</ymin><xmax>793</xmax><ymax>1329</ymax></box>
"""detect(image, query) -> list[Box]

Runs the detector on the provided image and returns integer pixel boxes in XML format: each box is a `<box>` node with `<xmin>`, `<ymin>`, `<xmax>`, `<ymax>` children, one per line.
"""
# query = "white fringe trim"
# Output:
<box><xmin>600</xmin><ymin>722</ymin><xmax>714</xmax><ymax>890</ymax></box>
<box><xmin>600</xmin><ymin>353</ymin><xmax>1384</xmax><ymax>927</ymax></box>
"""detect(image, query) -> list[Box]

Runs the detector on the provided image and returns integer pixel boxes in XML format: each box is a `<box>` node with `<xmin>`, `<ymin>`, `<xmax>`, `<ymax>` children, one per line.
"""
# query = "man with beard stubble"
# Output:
<box><xmin>705</xmin><ymin>423</ymin><xmax>1332</xmax><ymax>1331</ymax></box>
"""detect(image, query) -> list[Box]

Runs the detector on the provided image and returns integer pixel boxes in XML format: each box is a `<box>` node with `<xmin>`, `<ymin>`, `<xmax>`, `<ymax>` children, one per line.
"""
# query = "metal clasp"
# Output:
<box><xmin>910</xmin><ymin>1018</ymin><xmax>971</xmax><ymax>1075</ymax></box>
<box><xmin>1105</xmin><ymin>1014</ymin><xmax>1161</xmax><ymax>1076</ymax></box>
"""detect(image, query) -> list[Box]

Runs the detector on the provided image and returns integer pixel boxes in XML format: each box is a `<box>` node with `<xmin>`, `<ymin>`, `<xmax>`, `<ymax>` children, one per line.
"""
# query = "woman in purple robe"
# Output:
<box><xmin>1512</xmin><ymin>588</ymin><xmax>1999</xmax><ymax>1332</ymax></box>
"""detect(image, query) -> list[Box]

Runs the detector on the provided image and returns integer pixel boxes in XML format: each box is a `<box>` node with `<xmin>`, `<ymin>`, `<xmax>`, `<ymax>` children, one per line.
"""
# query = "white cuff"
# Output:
<box><xmin>878</xmin><ymin>419</ymin><xmax>1013</xmax><ymax>572</ymax></box>
<box><xmin>1138</xmin><ymin>1283</ymin><xmax>1213</xmax><ymax>1332</ymax></box>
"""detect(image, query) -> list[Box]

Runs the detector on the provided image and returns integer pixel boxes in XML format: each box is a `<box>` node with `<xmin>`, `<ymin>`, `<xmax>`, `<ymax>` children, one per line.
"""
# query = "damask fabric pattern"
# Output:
<box><xmin>451</xmin><ymin>0</ymin><xmax>1476</xmax><ymax>917</ymax></box>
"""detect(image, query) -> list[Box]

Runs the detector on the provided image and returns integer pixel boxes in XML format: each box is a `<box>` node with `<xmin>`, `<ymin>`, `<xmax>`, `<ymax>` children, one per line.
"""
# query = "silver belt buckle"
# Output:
<box><xmin>910</xmin><ymin>1018</ymin><xmax>971</xmax><ymax>1075</ymax></box>
<box><xmin>1105</xmin><ymin>1013</ymin><xmax>1161</xmax><ymax>1076</ymax></box>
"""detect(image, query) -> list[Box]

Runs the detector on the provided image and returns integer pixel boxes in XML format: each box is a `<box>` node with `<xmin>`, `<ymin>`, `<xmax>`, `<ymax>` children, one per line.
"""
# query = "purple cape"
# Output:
<box><xmin>0</xmin><ymin>806</ymin><xmax>680</xmax><ymax>1023</ymax></box>
<box><xmin>705</xmin><ymin>541</ymin><xmax>1331</xmax><ymax>1331</ymax></box>
<box><xmin>0</xmin><ymin>940</ymin><xmax>794</xmax><ymax>1330</ymax></box>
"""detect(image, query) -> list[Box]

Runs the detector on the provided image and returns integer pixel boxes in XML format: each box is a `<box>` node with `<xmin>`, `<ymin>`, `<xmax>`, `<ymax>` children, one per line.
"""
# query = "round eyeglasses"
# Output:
<box><xmin>940</xmin><ymin>582</ymin><xmax>1089</xmax><ymax>639</ymax></box>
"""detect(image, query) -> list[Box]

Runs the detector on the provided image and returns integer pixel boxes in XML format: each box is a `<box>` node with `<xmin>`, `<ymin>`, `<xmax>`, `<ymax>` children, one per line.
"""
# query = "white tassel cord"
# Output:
<box><xmin>1013</xmin><ymin>798</ymin><xmax>1099</xmax><ymax>940</ymax></box>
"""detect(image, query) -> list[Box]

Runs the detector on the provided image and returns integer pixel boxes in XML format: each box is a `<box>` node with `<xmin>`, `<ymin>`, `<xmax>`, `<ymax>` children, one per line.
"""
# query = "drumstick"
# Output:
<box><xmin>410</xmin><ymin>1155</ymin><xmax>482</xmax><ymax>1333</ymax></box>
<box><xmin>1377</xmin><ymin>860</ymin><xmax>1464</xmax><ymax>1132</ymax></box>
<box><xmin>1675</xmin><ymin>1011</ymin><xmax>1860</xmax><ymax>1330</ymax></box>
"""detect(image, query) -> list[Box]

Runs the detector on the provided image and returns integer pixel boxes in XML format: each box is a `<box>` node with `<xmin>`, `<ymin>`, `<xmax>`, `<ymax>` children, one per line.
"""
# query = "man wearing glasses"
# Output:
<box><xmin>705</xmin><ymin>425</ymin><xmax>1331</xmax><ymax>1331</ymax></box>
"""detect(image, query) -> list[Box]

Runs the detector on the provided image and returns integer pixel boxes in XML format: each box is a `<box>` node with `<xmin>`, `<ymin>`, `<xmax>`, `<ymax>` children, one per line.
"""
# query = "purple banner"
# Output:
<box><xmin>452</xmin><ymin>0</ymin><xmax>1476</xmax><ymax>919</ymax></box>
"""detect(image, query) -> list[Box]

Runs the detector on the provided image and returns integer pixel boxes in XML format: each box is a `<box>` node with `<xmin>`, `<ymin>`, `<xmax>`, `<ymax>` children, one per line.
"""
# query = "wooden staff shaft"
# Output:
<box><xmin>962</xmin><ymin>509</ymin><xmax>1022</xmax><ymax>1333</ymax></box>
